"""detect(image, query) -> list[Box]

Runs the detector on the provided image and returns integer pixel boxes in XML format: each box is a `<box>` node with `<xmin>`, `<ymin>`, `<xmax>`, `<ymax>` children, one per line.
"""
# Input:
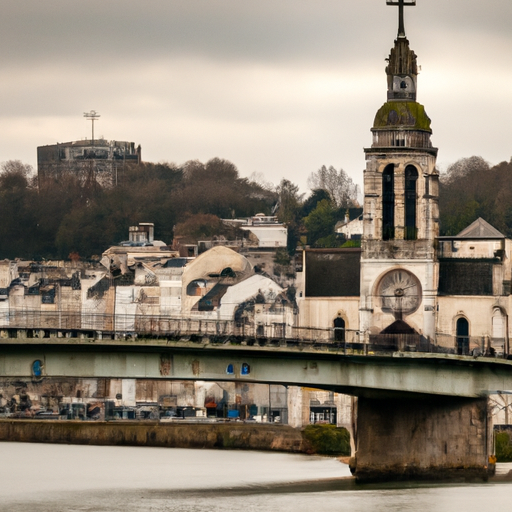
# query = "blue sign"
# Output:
<box><xmin>32</xmin><ymin>360</ymin><xmax>43</xmax><ymax>377</ymax></box>
<box><xmin>226</xmin><ymin>364</ymin><xmax>234</xmax><ymax>375</ymax></box>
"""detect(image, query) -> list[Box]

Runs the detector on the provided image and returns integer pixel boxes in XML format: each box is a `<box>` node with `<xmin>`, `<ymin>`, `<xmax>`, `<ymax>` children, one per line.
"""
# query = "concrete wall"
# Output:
<box><xmin>353</xmin><ymin>396</ymin><xmax>491</xmax><ymax>482</ymax></box>
<box><xmin>437</xmin><ymin>295</ymin><xmax>511</xmax><ymax>354</ymax></box>
<box><xmin>0</xmin><ymin>420</ymin><xmax>307</xmax><ymax>452</ymax></box>
<box><xmin>297</xmin><ymin>297</ymin><xmax>360</xmax><ymax>336</ymax></box>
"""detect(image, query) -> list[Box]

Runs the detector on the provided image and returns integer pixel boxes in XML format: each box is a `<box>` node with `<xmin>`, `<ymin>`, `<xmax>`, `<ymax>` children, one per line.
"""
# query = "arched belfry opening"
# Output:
<box><xmin>405</xmin><ymin>165</ymin><xmax>418</xmax><ymax>240</ymax></box>
<box><xmin>382</xmin><ymin>164</ymin><xmax>395</xmax><ymax>240</ymax></box>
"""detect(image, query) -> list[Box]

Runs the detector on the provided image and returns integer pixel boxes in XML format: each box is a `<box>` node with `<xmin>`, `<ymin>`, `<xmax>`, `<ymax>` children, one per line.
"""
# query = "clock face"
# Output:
<box><xmin>377</xmin><ymin>269</ymin><xmax>421</xmax><ymax>317</ymax></box>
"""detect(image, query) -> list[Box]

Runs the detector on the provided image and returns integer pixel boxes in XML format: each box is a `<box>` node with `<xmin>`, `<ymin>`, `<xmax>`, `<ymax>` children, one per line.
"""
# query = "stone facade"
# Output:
<box><xmin>37</xmin><ymin>139</ymin><xmax>141</xmax><ymax>188</ymax></box>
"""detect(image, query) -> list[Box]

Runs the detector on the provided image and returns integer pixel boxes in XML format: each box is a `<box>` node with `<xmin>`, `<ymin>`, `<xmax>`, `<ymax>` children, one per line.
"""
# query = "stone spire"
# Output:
<box><xmin>385</xmin><ymin>38</ymin><xmax>418</xmax><ymax>101</ymax></box>
<box><xmin>385</xmin><ymin>1</ymin><xmax>418</xmax><ymax>101</ymax></box>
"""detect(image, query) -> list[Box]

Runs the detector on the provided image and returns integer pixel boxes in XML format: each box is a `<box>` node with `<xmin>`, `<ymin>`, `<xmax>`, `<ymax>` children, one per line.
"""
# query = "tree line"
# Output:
<box><xmin>439</xmin><ymin>156</ymin><xmax>512</xmax><ymax>237</ymax></box>
<box><xmin>5</xmin><ymin>152</ymin><xmax>506</xmax><ymax>261</ymax></box>
<box><xmin>0</xmin><ymin>158</ymin><xmax>275</xmax><ymax>260</ymax></box>
<box><xmin>0</xmin><ymin>159</ymin><xmax>359</xmax><ymax>260</ymax></box>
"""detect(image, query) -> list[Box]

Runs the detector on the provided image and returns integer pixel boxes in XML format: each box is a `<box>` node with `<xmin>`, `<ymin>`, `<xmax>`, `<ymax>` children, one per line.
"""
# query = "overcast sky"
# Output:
<box><xmin>1</xmin><ymin>0</ymin><xmax>511</xmax><ymax>192</ymax></box>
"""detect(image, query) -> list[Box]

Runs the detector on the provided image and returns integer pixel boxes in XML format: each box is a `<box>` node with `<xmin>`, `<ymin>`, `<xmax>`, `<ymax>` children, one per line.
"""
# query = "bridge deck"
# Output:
<box><xmin>1</xmin><ymin>333</ymin><xmax>511</xmax><ymax>400</ymax></box>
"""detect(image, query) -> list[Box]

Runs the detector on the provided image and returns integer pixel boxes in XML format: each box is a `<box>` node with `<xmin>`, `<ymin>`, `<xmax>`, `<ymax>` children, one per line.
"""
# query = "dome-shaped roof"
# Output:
<box><xmin>373</xmin><ymin>101</ymin><xmax>432</xmax><ymax>132</ymax></box>
<box><xmin>182</xmin><ymin>246</ymin><xmax>252</xmax><ymax>283</ymax></box>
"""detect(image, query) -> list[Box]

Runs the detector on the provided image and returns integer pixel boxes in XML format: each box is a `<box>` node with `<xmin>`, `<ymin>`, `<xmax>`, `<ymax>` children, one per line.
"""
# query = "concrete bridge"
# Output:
<box><xmin>1</xmin><ymin>331</ymin><xmax>512</xmax><ymax>482</ymax></box>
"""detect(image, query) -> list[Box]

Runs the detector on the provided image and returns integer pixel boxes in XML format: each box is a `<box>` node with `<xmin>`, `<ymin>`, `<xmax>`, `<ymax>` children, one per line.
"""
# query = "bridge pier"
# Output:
<box><xmin>352</xmin><ymin>396</ymin><xmax>492</xmax><ymax>483</ymax></box>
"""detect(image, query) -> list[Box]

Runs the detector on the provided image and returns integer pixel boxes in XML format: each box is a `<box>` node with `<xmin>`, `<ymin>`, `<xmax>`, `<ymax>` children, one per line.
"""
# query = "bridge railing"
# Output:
<box><xmin>0</xmin><ymin>311</ymin><xmax>508</xmax><ymax>358</ymax></box>
<box><xmin>0</xmin><ymin>311</ymin><xmax>341</xmax><ymax>338</ymax></box>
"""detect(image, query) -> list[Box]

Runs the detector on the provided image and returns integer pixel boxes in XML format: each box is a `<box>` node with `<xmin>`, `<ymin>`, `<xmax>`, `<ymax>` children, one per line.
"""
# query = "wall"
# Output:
<box><xmin>353</xmin><ymin>396</ymin><xmax>491</xmax><ymax>482</ymax></box>
<box><xmin>297</xmin><ymin>297</ymin><xmax>359</xmax><ymax>339</ymax></box>
<box><xmin>0</xmin><ymin>420</ymin><xmax>307</xmax><ymax>452</ymax></box>
<box><xmin>436</xmin><ymin>295</ymin><xmax>511</xmax><ymax>354</ymax></box>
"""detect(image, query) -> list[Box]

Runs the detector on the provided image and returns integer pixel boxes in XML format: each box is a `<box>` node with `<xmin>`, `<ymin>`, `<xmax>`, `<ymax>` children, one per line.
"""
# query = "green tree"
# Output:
<box><xmin>275</xmin><ymin>179</ymin><xmax>304</xmax><ymax>253</ymax></box>
<box><xmin>438</xmin><ymin>156</ymin><xmax>512</xmax><ymax>236</ymax></box>
<box><xmin>301</xmin><ymin>188</ymin><xmax>331</xmax><ymax>218</ymax></box>
<box><xmin>0</xmin><ymin>161</ymin><xmax>39</xmax><ymax>258</ymax></box>
<box><xmin>304</xmin><ymin>199</ymin><xmax>338</xmax><ymax>247</ymax></box>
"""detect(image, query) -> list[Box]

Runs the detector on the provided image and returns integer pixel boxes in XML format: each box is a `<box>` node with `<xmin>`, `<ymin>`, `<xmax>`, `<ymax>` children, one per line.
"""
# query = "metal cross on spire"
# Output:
<box><xmin>386</xmin><ymin>0</ymin><xmax>416</xmax><ymax>38</ymax></box>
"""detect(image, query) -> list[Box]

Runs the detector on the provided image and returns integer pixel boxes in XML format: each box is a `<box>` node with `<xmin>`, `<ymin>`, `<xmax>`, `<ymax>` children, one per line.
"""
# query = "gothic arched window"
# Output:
<box><xmin>405</xmin><ymin>165</ymin><xmax>418</xmax><ymax>240</ymax></box>
<box><xmin>382</xmin><ymin>165</ymin><xmax>395</xmax><ymax>240</ymax></box>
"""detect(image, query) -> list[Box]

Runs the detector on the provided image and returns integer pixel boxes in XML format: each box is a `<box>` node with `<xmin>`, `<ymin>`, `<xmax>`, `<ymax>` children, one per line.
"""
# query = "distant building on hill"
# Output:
<box><xmin>37</xmin><ymin>139</ymin><xmax>141</xmax><ymax>187</ymax></box>
<box><xmin>221</xmin><ymin>214</ymin><xmax>288</xmax><ymax>249</ymax></box>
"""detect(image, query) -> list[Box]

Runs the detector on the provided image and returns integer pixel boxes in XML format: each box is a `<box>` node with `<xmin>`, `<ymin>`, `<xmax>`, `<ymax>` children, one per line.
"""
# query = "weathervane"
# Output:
<box><xmin>83</xmin><ymin>110</ymin><xmax>100</xmax><ymax>145</ymax></box>
<box><xmin>386</xmin><ymin>0</ymin><xmax>416</xmax><ymax>38</ymax></box>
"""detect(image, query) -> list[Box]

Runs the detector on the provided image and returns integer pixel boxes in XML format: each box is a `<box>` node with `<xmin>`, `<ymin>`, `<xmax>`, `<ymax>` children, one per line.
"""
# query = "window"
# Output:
<box><xmin>492</xmin><ymin>308</ymin><xmax>505</xmax><ymax>339</ymax></box>
<box><xmin>382</xmin><ymin>165</ymin><xmax>395</xmax><ymax>240</ymax></box>
<box><xmin>456</xmin><ymin>317</ymin><xmax>469</xmax><ymax>355</ymax></box>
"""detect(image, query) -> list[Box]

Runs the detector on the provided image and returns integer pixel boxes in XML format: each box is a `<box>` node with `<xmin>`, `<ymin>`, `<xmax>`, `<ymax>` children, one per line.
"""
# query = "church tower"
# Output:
<box><xmin>360</xmin><ymin>1</ymin><xmax>439</xmax><ymax>341</ymax></box>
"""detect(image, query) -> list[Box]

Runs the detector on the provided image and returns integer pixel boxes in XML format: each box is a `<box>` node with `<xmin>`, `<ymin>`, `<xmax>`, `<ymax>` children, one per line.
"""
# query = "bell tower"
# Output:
<box><xmin>360</xmin><ymin>0</ymin><xmax>439</xmax><ymax>340</ymax></box>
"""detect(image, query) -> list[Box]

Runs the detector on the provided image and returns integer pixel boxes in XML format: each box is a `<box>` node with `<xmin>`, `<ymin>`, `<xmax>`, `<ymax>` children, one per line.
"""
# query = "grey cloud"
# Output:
<box><xmin>0</xmin><ymin>1</ymin><xmax>407</xmax><ymax>67</ymax></box>
<box><xmin>1</xmin><ymin>0</ymin><xmax>512</xmax><ymax>190</ymax></box>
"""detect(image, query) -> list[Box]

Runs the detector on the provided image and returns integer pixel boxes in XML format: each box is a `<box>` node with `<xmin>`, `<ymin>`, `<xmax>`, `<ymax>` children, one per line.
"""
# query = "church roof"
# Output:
<box><xmin>373</xmin><ymin>101</ymin><xmax>432</xmax><ymax>132</ymax></box>
<box><xmin>455</xmin><ymin>218</ymin><xmax>505</xmax><ymax>239</ymax></box>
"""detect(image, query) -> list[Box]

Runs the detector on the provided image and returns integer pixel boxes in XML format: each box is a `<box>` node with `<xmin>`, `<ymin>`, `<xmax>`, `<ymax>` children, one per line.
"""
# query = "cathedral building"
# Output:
<box><xmin>297</xmin><ymin>1</ymin><xmax>510</xmax><ymax>358</ymax></box>
<box><xmin>359</xmin><ymin>1</ymin><xmax>438</xmax><ymax>342</ymax></box>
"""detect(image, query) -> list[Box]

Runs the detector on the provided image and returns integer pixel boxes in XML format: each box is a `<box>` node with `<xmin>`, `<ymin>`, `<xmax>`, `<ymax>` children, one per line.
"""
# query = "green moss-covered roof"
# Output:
<box><xmin>373</xmin><ymin>101</ymin><xmax>432</xmax><ymax>132</ymax></box>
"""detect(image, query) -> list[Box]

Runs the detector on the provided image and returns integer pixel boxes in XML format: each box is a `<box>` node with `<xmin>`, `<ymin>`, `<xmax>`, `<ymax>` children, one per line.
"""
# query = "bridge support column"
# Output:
<box><xmin>351</xmin><ymin>396</ymin><xmax>491</xmax><ymax>482</ymax></box>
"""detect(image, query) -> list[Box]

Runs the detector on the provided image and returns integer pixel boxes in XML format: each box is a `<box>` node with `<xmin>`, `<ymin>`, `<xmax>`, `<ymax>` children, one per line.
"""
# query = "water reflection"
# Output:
<box><xmin>0</xmin><ymin>443</ymin><xmax>511</xmax><ymax>512</ymax></box>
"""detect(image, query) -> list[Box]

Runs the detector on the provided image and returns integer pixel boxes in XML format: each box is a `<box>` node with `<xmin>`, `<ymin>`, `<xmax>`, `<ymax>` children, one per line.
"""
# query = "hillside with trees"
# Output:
<box><xmin>439</xmin><ymin>157</ymin><xmax>512</xmax><ymax>237</ymax></box>
<box><xmin>4</xmin><ymin>153</ymin><xmax>507</xmax><ymax>261</ymax></box>
<box><xmin>0</xmin><ymin>158</ymin><xmax>276</xmax><ymax>260</ymax></box>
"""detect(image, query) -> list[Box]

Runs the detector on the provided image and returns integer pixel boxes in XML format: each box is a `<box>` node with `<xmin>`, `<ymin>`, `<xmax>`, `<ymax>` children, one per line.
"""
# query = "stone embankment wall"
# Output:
<box><xmin>0</xmin><ymin>420</ymin><xmax>308</xmax><ymax>452</ymax></box>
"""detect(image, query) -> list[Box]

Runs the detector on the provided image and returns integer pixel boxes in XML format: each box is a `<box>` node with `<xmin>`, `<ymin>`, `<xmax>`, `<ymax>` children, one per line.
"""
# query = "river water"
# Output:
<box><xmin>1</xmin><ymin>442</ymin><xmax>511</xmax><ymax>512</ymax></box>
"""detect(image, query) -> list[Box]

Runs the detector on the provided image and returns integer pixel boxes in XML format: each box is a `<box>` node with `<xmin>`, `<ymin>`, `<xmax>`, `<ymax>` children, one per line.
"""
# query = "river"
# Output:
<box><xmin>1</xmin><ymin>442</ymin><xmax>511</xmax><ymax>511</ymax></box>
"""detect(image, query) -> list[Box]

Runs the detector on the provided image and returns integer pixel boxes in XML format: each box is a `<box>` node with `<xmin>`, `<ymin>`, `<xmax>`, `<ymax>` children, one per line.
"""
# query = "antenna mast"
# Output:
<box><xmin>83</xmin><ymin>110</ymin><xmax>101</xmax><ymax>146</ymax></box>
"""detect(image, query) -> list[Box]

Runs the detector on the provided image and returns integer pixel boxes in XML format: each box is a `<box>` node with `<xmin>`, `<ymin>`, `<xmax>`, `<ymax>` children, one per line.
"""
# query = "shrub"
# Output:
<box><xmin>302</xmin><ymin>424</ymin><xmax>351</xmax><ymax>456</ymax></box>
<box><xmin>495</xmin><ymin>431</ymin><xmax>512</xmax><ymax>462</ymax></box>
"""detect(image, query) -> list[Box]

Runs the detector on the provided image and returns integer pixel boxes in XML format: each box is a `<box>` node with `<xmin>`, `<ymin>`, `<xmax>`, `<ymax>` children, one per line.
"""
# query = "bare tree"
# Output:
<box><xmin>307</xmin><ymin>165</ymin><xmax>358</xmax><ymax>208</ymax></box>
<box><xmin>440</xmin><ymin>156</ymin><xmax>490</xmax><ymax>185</ymax></box>
<box><xmin>0</xmin><ymin>160</ymin><xmax>34</xmax><ymax>190</ymax></box>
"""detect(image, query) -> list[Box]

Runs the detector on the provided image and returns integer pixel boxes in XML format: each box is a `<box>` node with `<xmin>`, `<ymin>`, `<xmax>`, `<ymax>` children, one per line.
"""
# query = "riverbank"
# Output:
<box><xmin>0</xmin><ymin>419</ymin><xmax>309</xmax><ymax>453</ymax></box>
